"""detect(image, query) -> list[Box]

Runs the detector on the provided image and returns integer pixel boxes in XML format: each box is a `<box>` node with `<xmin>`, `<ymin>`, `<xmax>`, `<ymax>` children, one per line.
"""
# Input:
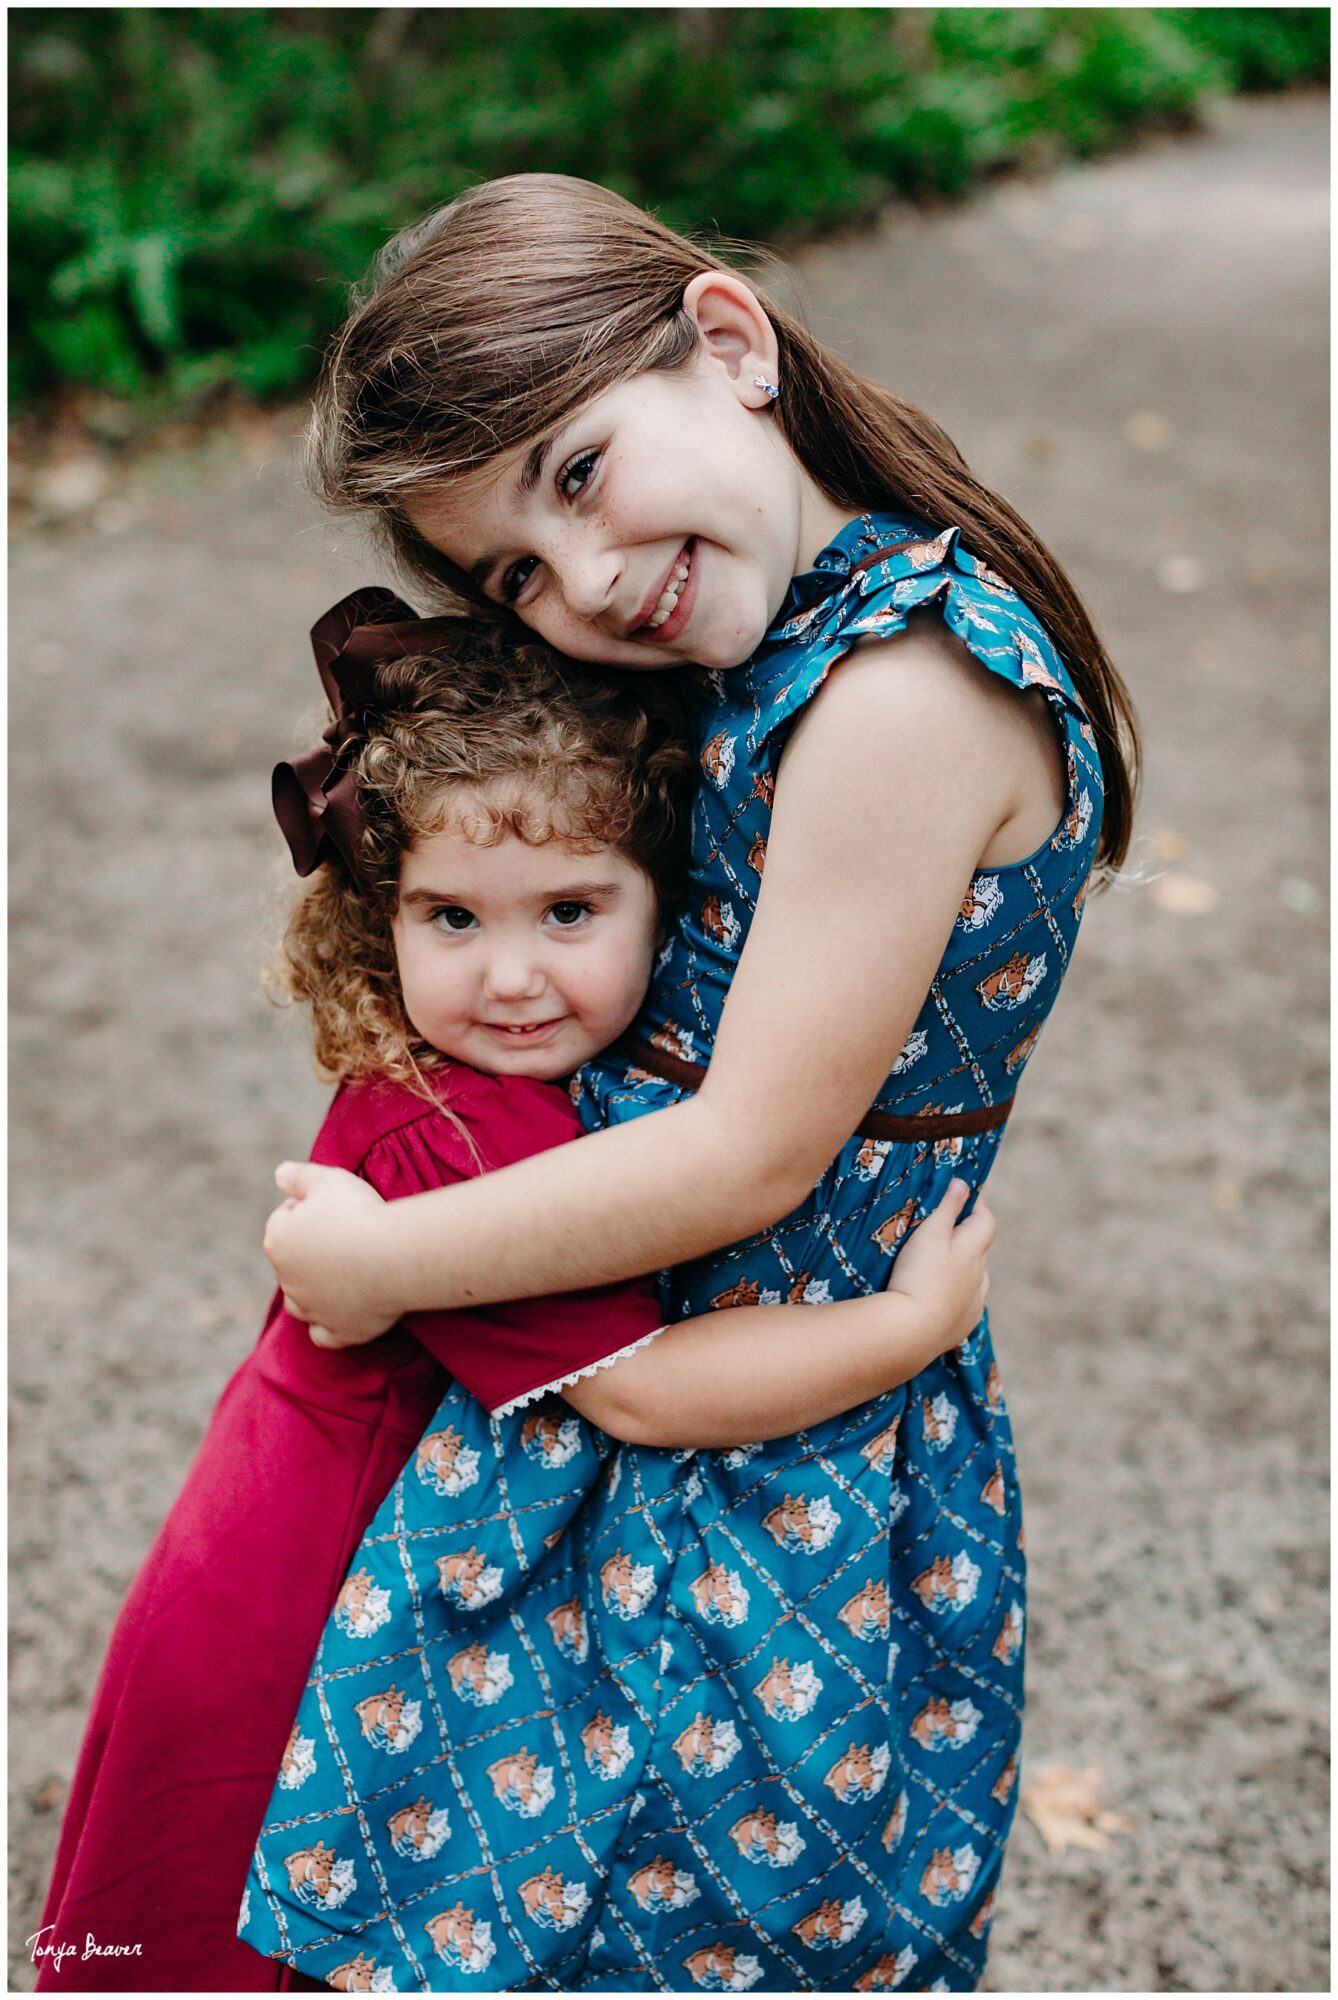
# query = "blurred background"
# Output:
<box><xmin>10</xmin><ymin>8</ymin><xmax>1329</xmax><ymax>1992</ymax></box>
<box><xmin>10</xmin><ymin>7</ymin><xmax>1330</xmax><ymax>450</ymax></box>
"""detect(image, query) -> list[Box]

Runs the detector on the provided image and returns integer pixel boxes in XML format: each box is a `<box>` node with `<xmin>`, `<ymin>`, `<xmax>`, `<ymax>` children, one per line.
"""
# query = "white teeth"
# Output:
<box><xmin>645</xmin><ymin>549</ymin><xmax>691</xmax><ymax>629</ymax></box>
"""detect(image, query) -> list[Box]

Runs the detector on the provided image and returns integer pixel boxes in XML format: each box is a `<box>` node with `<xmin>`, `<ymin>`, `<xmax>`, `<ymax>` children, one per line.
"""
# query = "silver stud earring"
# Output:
<box><xmin>752</xmin><ymin>374</ymin><xmax>780</xmax><ymax>402</ymax></box>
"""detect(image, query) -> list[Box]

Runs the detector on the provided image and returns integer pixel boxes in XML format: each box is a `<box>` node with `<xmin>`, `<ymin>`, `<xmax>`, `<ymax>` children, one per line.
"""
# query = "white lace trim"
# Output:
<box><xmin>491</xmin><ymin>1324</ymin><xmax>669</xmax><ymax>1420</ymax></box>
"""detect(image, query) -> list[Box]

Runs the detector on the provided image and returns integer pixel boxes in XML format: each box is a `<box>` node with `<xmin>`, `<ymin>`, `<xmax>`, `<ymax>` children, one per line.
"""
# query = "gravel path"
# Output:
<box><xmin>10</xmin><ymin>94</ymin><xmax>1327</xmax><ymax>1992</ymax></box>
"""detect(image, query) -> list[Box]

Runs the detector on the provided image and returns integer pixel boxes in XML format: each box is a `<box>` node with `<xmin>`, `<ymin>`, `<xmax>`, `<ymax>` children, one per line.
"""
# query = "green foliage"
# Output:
<box><xmin>10</xmin><ymin>7</ymin><xmax>1328</xmax><ymax>413</ymax></box>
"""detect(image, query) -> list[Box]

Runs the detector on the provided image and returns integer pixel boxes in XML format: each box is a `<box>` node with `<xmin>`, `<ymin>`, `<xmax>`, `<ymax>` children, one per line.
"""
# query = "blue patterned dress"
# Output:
<box><xmin>240</xmin><ymin>516</ymin><xmax>1103</xmax><ymax>1993</ymax></box>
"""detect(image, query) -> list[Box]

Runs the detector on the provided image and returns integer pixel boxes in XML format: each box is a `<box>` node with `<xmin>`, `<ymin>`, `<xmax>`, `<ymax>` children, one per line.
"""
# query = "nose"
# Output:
<box><xmin>556</xmin><ymin>533</ymin><xmax>622</xmax><ymax>622</ymax></box>
<box><xmin>482</xmin><ymin>941</ymin><xmax>547</xmax><ymax>1004</ymax></box>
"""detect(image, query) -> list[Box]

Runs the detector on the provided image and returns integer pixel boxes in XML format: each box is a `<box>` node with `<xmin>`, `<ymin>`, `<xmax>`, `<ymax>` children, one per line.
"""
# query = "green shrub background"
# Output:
<box><xmin>10</xmin><ymin>6</ymin><xmax>1329</xmax><ymax>414</ymax></box>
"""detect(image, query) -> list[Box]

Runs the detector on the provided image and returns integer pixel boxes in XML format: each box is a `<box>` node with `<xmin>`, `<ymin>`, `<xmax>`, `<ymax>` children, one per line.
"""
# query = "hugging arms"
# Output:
<box><xmin>269</xmin><ymin>617</ymin><xmax>1060</xmax><ymax>1346</ymax></box>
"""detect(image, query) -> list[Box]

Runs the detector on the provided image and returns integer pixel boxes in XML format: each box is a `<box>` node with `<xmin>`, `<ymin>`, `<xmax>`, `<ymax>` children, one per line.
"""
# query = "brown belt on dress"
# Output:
<box><xmin>619</xmin><ymin>1035</ymin><xmax>1013</xmax><ymax>1145</ymax></box>
<box><xmin>849</xmin><ymin>537</ymin><xmax>935</xmax><ymax>575</ymax></box>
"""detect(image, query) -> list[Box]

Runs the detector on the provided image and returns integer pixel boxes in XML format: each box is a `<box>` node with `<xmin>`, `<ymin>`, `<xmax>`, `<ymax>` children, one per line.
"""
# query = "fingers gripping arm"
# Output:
<box><xmin>564</xmin><ymin>1179</ymin><xmax>995</xmax><ymax>1446</ymax></box>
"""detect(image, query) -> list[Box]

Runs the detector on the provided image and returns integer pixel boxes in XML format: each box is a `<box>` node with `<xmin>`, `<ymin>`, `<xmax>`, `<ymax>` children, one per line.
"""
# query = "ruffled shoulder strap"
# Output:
<box><xmin>746</xmin><ymin>522</ymin><xmax>1090</xmax><ymax>763</ymax></box>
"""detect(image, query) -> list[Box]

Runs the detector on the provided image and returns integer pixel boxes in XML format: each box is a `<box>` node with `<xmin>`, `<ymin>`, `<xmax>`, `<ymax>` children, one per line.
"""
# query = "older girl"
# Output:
<box><xmin>38</xmin><ymin>601</ymin><xmax>986</xmax><ymax>1994</ymax></box>
<box><xmin>255</xmin><ymin>175</ymin><xmax>1136</xmax><ymax>1989</ymax></box>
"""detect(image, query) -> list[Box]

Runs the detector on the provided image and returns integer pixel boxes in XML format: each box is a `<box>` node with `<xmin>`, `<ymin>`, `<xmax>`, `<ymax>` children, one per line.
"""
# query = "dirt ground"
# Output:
<box><xmin>9</xmin><ymin>94</ymin><xmax>1328</xmax><ymax>1993</ymax></box>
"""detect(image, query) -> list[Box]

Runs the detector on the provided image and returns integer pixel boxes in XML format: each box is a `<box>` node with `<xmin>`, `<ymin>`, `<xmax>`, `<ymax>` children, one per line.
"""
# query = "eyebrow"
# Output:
<box><xmin>518</xmin><ymin>436</ymin><xmax>554</xmax><ymax>496</ymax></box>
<box><xmin>400</xmin><ymin>881</ymin><xmax>623</xmax><ymax>910</ymax></box>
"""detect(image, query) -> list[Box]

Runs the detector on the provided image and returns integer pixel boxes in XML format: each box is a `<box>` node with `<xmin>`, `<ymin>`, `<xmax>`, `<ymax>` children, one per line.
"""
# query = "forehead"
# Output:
<box><xmin>404</xmin><ymin>373</ymin><xmax>684</xmax><ymax>561</ymax></box>
<box><xmin>401</xmin><ymin>812</ymin><xmax>617</xmax><ymax>879</ymax></box>
<box><xmin>404</xmin><ymin>450</ymin><xmax>530</xmax><ymax>567</ymax></box>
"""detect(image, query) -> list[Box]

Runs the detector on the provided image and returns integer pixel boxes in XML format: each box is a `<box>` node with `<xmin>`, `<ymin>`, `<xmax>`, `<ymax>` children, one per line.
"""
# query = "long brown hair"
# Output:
<box><xmin>312</xmin><ymin>173</ymin><xmax>1138</xmax><ymax>872</ymax></box>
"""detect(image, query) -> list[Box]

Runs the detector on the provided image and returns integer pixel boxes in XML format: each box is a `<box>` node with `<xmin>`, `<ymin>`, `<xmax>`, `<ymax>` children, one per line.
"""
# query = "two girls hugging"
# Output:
<box><xmin>39</xmin><ymin>173</ymin><xmax>1135</xmax><ymax>1995</ymax></box>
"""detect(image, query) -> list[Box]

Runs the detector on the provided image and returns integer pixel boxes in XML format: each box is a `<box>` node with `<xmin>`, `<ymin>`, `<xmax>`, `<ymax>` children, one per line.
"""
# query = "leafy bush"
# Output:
<box><xmin>9</xmin><ymin>7</ymin><xmax>1328</xmax><ymax>414</ymax></box>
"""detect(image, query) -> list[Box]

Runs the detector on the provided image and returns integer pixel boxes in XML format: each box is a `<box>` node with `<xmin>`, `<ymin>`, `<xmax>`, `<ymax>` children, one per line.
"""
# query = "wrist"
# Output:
<box><xmin>376</xmin><ymin>1199</ymin><xmax>422</xmax><ymax>1319</ymax></box>
<box><xmin>884</xmin><ymin>1287</ymin><xmax>956</xmax><ymax>1366</ymax></box>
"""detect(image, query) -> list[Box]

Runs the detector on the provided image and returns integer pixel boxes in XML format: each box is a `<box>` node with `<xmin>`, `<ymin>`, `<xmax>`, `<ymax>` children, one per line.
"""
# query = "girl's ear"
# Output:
<box><xmin>682</xmin><ymin>272</ymin><xmax>780</xmax><ymax>408</ymax></box>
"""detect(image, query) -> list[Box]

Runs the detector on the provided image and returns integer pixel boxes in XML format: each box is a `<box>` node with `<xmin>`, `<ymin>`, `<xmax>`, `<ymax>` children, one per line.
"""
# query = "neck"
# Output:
<box><xmin>795</xmin><ymin>475</ymin><xmax>858</xmax><ymax>573</ymax></box>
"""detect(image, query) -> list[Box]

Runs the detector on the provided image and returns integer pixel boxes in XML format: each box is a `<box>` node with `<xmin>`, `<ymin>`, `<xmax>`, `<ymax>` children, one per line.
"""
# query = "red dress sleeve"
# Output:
<box><xmin>328</xmin><ymin>1071</ymin><xmax>664</xmax><ymax>1417</ymax></box>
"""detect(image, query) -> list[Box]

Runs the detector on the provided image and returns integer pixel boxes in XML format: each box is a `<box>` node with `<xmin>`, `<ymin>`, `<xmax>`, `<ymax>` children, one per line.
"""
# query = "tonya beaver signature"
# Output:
<box><xmin>26</xmin><ymin>1925</ymin><xmax>144</xmax><ymax>1970</ymax></box>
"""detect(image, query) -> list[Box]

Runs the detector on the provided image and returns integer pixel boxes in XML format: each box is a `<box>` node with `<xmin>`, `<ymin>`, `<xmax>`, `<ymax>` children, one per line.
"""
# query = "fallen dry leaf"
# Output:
<box><xmin>1150</xmin><ymin>873</ymin><xmax>1218</xmax><ymax>915</ymax></box>
<box><xmin>1021</xmin><ymin>1763</ymin><xmax>1133</xmax><ymax>1855</ymax></box>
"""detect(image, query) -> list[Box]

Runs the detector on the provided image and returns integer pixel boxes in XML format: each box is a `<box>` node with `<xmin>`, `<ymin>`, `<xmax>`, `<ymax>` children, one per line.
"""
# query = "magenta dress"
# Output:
<box><xmin>35</xmin><ymin>1069</ymin><xmax>662</xmax><ymax>1993</ymax></box>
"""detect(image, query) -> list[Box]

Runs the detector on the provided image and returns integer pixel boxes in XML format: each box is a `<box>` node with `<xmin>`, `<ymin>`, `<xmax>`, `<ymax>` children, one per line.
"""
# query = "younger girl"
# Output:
<box><xmin>257</xmin><ymin>174</ymin><xmax>1137</xmax><ymax>1989</ymax></box>
<box><xmin>37</xmin><ymin>596</ymin><xmax>989</xmax><ymax>1992</ymax></box>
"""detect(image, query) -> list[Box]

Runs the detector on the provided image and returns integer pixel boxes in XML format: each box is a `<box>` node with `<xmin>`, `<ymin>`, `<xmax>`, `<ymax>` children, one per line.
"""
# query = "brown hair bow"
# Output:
<box><xmin>272</xmin><ymin>587</ymin><xmax>463</xmax><ymax>883</ymax></box>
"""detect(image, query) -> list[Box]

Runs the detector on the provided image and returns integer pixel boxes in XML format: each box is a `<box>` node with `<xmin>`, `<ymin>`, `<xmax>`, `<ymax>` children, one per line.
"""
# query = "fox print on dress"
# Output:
<box><xmin>277</xmin><ymin>1720</ymin><xmax>315</xmax><ymax>1791</ymax></box>
<box><xmin>332</xmin><ymin>1569</ymin><xmax>391</xmax><ymax>1640</ymax></box>
<box><xmin>435</xmin><ymin>1546</ymin><xmax>503</xmax><ymax>1609</ymax></box>
<box><xmin>487</xmin><ymin>1747</ymin><xmax>556</xmax><ymax>1817</ymax></box>
<box><xmin>241</xmin><ymin>513</ymin><xmax>1104</xmax><ymax>1991</ymax></box>
<box><xmin>385</xmin><ymin>1796</ymin><xmax>450</xmax><ymax>1861</ymax></box>
<box><xmin>423</xmin><ymin>1904</ymin><xmax>495</xmax><ymax>1975</ymax></box>
<box><xmin>673</xmin><ymin>1712</ymin><xmax>742</xmax><ymax>1778</ymax></box>
<box><xmin>628</xmin><ymin>1857</ymin><xmax>700</xmax><ymax>1912</ymax></box>
<box><xmin>353</xmin><ymin>1684</ymin><xmax>422</xmax><ymax>1754</ymax></box>
<box><xmin>415</xmin><ymin>1424</ymin><xmax>480</xmax><ymax>1497</ymax></box>
<box><xmin>283</xmin><ymin>1842</ymin><xmax>355</xmax><ymax>1912</ymax></box>
<box><xmin>753</xmin><ymin>1657</ymin><xmax>824</xmax><ymax>1719</ymax></box>
<box><xmin>728</xmin><ymin>1807</ymin><xmax>806</xmax><ymax>1869</ymax></box>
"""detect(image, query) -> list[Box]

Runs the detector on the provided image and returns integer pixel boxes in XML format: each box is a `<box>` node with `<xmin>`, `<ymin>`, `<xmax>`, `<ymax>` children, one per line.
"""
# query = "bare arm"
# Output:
<box><xmin>564</xmin><ymin>1177</ymin><xmax>993</xmax><ymax>1447</ymax></box>
<box><xmin>269</xmin><ymin>626</ymin><xmax>1051</xmax><ymax>1334</ymax></box>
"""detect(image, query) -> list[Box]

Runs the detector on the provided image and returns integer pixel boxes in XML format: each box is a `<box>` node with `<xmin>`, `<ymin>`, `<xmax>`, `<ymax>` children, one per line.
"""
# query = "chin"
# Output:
<box><xmin>701</xmin><ymin>604</ymin><xmax>771</xmax><ymax>672</ymax></box>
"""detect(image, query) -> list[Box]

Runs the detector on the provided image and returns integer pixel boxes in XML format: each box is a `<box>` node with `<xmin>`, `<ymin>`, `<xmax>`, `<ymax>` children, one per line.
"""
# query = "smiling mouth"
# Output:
<box><xmin>482</xmin><ymin>1019</ymin><xmax>565</xmax><ymax>1039</ymax></box>
<box><xmin>632</xmin><ymin>541</ymin><xmax>694</xmax><ymax>636</ymax></box>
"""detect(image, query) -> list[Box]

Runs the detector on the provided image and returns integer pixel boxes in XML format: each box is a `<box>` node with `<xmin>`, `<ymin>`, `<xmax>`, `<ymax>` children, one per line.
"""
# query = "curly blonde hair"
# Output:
<box><xmin>268</xmin><ymin>621</ymin><xmax>696</xmax><ymax>1096</ymax></box>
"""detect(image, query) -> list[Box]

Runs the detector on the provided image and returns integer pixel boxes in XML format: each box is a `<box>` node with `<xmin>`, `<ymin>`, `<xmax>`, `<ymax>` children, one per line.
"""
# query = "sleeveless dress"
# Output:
<box><xmin>240</xmin><ymin>515</ymin><xmax>1103</xmax><ymax>1993</ymax></box>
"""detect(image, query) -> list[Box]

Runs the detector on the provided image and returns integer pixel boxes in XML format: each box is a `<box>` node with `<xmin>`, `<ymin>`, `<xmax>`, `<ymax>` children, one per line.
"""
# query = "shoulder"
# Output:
<box><xmin>750</xmin><ymin>519</ymin><xmax>1078</xmax><ymax>766</ymax></box>
<box><xmin>312</xmin><ymin>1066</ymin><xmax>585</xmax><ymax>1178</ymax></box>
<box><xmin>835</xmin><ymin>524</ymin><xmax>1082</xmax><ymax>714</ymax></box>
<box><xmin>310</xmin><ymin>1073</ymin><xmax>453</xmax><ymax>1174</ymax></box>
<box><xmin>787</xmin><ymin>611</ymin><xmax>1025</xmax><ymax>780</ymax></box>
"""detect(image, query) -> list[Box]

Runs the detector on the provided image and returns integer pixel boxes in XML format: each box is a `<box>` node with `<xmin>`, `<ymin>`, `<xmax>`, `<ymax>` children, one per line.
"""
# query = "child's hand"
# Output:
<box><xmin>265</xmin><ymin>1162</ymin><xmax>400</xmax><ymax>1345</ymax></box>
<box><xmin>888</xmin><ymin>1178</ymin><xmax>995</xmax><ymax>1355</ymax></box>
